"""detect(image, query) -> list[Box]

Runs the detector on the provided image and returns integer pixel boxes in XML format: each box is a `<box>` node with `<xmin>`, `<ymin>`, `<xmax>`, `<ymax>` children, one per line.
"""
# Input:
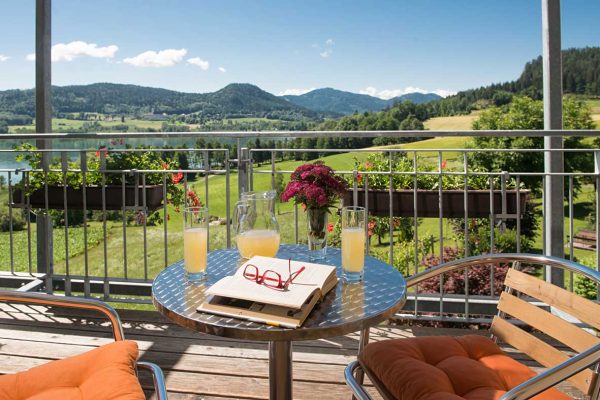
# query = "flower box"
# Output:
<box><xmin>342</xmin><ymin>189</ymin><xmax>530</xmax><ymax>218</ymax></box>
<box><xmin>11</xmin><ymin>185</ymin><xmax>165</xmax><ymax>211</ymax></box>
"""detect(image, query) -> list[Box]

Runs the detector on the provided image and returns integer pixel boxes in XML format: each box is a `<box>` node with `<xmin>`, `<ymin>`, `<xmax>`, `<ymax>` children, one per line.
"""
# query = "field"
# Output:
<box><xmin>424</xmin><ymin>113</ymin><xmax>479</xmax><ymax>131</ymax></box>
<box><xmin>8</xmin><ymin>118</ymin><xmax>180</xmax><ymax>133</ymax></box>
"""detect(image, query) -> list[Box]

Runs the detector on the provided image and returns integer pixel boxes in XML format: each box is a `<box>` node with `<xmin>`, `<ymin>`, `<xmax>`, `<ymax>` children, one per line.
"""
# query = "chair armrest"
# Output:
<box><xmin>500</xmin><ymin>342</ymin><xmax>600</xmax><ymax>400</ymax></box>
<box><xmin>344</xmin><ymin>361</ymin><xmax>374</xmax><ymax>400</ymax></box>
<box><xmin>0</xmin><ymin>290</ymin><xmax>125</xmax><ymax>341</ymax></box>
<box><xmin>137</xmin><ymin>361</ymin><xmax>168</xmax><ymax>400</ymax></box>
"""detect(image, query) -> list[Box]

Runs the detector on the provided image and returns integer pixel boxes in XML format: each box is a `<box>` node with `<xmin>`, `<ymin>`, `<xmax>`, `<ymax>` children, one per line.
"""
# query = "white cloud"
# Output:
<box><xmin>0</xmin><ymin>54</ymin><xmax>9</xmax><ymax>62</ymax></box>
<box><xmin>218</xmin><ymin>66</ymin><xmax>226</xmax><ymax>73</ymax></box>
<box><xmin>313</xmin><ymin>39</ymin><xmax>334</xmax><ymax>58</ymax></box>
<box><xmin>279</xmin><ymin>87</ymin><xmax>316</xmax><ymax>96</ymax></box>
<box><xmin>26</xmin><ymin>41</ymin><xmax>118</xmax><ymax>62</ymax></box>
<box><xmin>187</xmin><ymin>57</ymin><xmax>209</xmax><ymax>70</ymax></box>
<box><xmin>431</xmin><ymin>89</ymin><xmax>457</xmax><ymax>98</ymax></box>
<box><xmin>360</xmin><ymin>86</ymin><xmax>456</xmax><ymax>99</ymax></box>
<box><xmin>123</xmin><ymin>48</ymin><xmax>187</xmax><ymax>67</ymax></box>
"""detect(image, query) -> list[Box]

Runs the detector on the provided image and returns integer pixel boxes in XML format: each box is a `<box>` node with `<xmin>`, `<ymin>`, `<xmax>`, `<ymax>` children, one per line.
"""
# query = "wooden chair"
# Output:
<box><xmin>345</xmin><ymin>254</ymin><xmax>600</xmax><ymax>400</ymax></box>
<box><xmin>0</xmin><ymin>290</ymin><xmax>168</xmax><ymax>399</ymax></box>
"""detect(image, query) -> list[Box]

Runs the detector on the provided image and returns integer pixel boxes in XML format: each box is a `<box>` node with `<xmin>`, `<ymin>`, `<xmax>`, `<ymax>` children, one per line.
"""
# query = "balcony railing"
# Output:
<box><xmin>0</xmin><ymin>130</ymin><xmax>598</xmax><ymax>322</ymax></box>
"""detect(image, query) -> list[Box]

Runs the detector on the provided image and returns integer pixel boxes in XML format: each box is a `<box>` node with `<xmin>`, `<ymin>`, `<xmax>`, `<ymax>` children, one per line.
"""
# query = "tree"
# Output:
<box><xmin>0</xmin><ymin>175</ymin><xmax>5</xmax><ymax>189</ymax></box>
<box><xmin>469</xmin><ymin>96</ymin><xmax>595</xmax><ymax>193</ymax></box>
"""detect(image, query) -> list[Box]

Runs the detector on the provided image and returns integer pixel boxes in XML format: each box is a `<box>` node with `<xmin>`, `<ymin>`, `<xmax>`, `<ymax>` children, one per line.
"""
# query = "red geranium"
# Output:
<box><xmin>281</xmin><ymin>161</ymin><xmax>348</xmax><ymax>210</ymax></box>
<box><xmin>95</xmin><ymin>147</ymin><xmax>109</xmax><ymax>158</ymax></box>
<box><xmin>172</xmin><ymin>171</ymin><xmax>184</xmax><ymax>184</ymax></box>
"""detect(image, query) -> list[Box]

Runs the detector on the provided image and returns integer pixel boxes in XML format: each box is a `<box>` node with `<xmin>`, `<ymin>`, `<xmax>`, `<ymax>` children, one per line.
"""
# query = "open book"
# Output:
<box><xmin>198</xmin><ymin>256</ymin><xmax>338</xmax><ymax>328</ymax></box>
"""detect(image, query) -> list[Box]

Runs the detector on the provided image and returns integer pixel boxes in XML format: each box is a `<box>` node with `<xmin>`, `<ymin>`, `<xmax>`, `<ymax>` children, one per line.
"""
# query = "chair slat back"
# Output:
<box><xmin>491</xmin><ymin>316</ymin><xmax>593</xmax><ymax>392</ymax></box>
<box><xmin>503</xmin><ymin>268</ymin><xmax>600</xmax><ymax>330</ymax></box>
<box><xmin>491</xmin><ymin>268</ymin><xmax>600</xmax><ymax>395</ymax></box>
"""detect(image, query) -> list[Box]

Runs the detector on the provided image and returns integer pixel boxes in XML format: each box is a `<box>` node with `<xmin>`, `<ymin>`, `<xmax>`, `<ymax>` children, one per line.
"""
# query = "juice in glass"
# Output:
<box><xmin>237</xmin><ymin>229</ymin><xmax>280</xmax><ymax>259</ymax></box>
<box><xmin>184</xmin><ymin>207</ymin><xmax>209</xmax><ymax>281</ymax></box>
<box><xmin>341</xmin><ymin>207</ymin><xmax>366</xmax><ymax>282</ymax></box>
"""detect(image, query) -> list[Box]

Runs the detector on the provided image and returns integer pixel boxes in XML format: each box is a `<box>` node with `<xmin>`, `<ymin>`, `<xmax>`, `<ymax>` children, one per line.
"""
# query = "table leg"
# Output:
<box><xmin>268</xmin><ymin>340</ymin><xmax>293</xmax><ymax>400</ymax></box>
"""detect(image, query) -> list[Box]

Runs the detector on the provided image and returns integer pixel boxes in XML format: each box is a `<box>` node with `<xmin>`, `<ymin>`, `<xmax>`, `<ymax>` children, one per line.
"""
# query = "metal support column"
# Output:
<box><xmin>542</xmin><ymin>0</ymin><xmax>564</xmax><ymax>287</ymax></box>
<box><xmin>35</xmin><ymin>0</ymin><xmax>53</xmax><ymax>287</ymax></box>
<box><xmin>238</xmin><ymin>147</ymin><xmax>250</xmax><ymax>198</ymax></box>
<box><xmin>268</xmin><ymin>340</ymin><xmax>293</xmax><ymax>400</ymax></box>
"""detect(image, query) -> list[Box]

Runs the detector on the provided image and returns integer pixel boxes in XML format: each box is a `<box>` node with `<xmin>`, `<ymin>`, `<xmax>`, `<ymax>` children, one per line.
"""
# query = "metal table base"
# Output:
<box><xmin>269</xmin><ymin>340</ymin><xmax>293</xmax><ymax>399</ymax></box>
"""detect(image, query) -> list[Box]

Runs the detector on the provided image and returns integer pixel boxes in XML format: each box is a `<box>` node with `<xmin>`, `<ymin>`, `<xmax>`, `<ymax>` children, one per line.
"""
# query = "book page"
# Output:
<box><xmin>206</xmin><ymin>276</ymin><xmax>318</xmax><ymax>309</ymax></box>
<box><xmin>206</xmin><ymin>256</ymin><xmax>337</xmax><ymax>309</ymax></box>
<box><xmin>234</xmin><ymin>256</ymin><xmax>336</xmax><ymax>290</ymax></box>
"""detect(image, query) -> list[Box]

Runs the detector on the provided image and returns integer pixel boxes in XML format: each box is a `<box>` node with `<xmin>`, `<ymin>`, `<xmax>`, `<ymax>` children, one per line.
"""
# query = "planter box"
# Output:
<box><xmin>11</xmin><ymin>185</ymin><xmax>164</xmax><ymax>211</ymax></box>
<box><xmin>342</xmin><ymin>189</ymin><xmax>530</xmax><ymax>218</ymax></box>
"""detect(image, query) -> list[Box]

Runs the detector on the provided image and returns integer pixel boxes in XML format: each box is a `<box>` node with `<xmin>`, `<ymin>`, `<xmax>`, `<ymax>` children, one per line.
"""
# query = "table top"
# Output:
<box><xmin>152</xmin><ymin>244</ymin><xmax>407</xmax><ymax>341</ymax></box>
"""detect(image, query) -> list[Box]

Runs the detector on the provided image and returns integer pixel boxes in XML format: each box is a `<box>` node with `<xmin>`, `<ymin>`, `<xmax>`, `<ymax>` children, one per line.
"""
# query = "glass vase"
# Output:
<box><xmin>307</xmin><ymin>207</ymin><xmax>328</xmax><ymax>261</ymax></box>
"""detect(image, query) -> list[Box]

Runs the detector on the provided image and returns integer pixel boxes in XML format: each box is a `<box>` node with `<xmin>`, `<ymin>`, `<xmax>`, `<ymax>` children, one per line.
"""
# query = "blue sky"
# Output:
<box><xmin>0</xmin><ymin>0</ymin><xmax>598</xmax><ymax>98</ymax></box>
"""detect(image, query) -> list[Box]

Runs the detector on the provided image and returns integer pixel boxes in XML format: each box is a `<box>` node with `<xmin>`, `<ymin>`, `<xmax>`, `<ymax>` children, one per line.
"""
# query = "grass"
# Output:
<box><xmin>0</xmin><ymin>221</ymin><xmax>107</xmax><ymax>273</ymax></box>
<box><xmin>424</xmin><ymin>113</ymin><xmax>480</xmax><ymax>131</ymax></box>
<box><xmin>9</xmin><ymin>118</ymin><xmax>176</xmax><ymax>133</ymax></box>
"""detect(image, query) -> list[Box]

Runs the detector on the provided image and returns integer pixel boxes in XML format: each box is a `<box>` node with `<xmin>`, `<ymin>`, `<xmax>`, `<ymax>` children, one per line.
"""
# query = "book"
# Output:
<box><xmin>198</xmin><ymin>256</ymin><xmax>338</xmax><ymax>328</ymax></box>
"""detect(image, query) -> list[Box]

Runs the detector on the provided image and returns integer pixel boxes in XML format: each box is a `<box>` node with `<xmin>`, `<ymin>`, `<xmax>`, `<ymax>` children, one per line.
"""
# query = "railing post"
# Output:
<box><xmin>238</xmin><ymin>147</ymin><xmax>250</xmax><ymax>198</ymax></box>
<box><xmin>35</xmin><ymin>0</ymin><xmax>53</xmax><ymax>292</ymax></box>
<box><xmin>542</xmin><ymin>0</ymin><xmax>564</xmax><ymax>287</ymax></box>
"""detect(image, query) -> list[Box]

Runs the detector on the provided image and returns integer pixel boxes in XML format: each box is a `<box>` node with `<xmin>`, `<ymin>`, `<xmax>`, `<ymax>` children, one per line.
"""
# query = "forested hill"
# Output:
<box><xmin>0</xmin><ymin>82</ymin><xmax>317</xmax><ymax>120</ymax></box>
<box><xmin>282</xmin><ymin>88</ymin><xmax>441</xmax><ymax>115</ymax></box>
<box><xmin>431</xmin><ymin>47</ymin><xmax>600</xmax><ymax>115</ymax></box>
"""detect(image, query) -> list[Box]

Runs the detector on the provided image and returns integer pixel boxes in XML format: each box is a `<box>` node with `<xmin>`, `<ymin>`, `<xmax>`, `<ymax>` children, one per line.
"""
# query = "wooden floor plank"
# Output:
<box><xmin>0</xmin><ymin>308</ymin><xmax>584</xmax><ymax>399</ymax></box>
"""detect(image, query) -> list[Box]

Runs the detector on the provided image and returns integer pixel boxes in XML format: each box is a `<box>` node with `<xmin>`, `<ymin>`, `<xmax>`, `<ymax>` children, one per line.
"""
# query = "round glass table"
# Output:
<box><xmin>152</xmin><ymin>244</ymin><xmax>407</xmax><ymax>400</ymax></box>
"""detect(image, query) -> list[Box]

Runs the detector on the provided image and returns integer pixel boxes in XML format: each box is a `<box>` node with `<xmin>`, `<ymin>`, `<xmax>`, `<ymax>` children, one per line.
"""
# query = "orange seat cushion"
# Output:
<box><xmin>0</xmin><ymin>340</ymin><xmax>146</xmax><ymax>400</ymax></box>
<box><xmin>359</xmin><ymin>335</ymin><xmax>570</xmax><ymax>400</ymax></box>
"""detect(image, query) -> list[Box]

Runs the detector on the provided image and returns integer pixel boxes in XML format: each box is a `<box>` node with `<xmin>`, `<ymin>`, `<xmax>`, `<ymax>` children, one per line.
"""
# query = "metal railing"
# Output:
<box><xmin>0</xmin><ymin>130</ymin><xmax>598</xmax><ymax>321</ymax></box>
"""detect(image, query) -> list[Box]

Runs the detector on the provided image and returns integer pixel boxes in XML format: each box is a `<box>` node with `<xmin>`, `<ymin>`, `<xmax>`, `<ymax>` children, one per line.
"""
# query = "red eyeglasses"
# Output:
<box><xmin>243</xmin><ymin>259</ymin><xmax>305</xmax><ymax>291</ymax></box>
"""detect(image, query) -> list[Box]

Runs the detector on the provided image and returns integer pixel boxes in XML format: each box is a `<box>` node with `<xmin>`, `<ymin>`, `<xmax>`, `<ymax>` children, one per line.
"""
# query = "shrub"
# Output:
<box><xmin>0</xmin><ymin>211</ymin><xmax>25</xmax><ymax>232</ymax></box>
<box><xmin>418</xmin><ymin>246</ymin><xmax>508</xmax><ymax>296</ymax></box>
<box><xmin>369</xmin><ymin>240</ymin><xmax>422</xmax><ymax>277</ymax></box>
<box><xmin>574</xmin><ymin>257</ymin><xmax>599</xmax><ymax>300</ymax></box>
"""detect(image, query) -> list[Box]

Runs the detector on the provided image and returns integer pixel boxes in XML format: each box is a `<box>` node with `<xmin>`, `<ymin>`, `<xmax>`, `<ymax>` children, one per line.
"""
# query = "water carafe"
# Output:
<box><xmin>234</xmin><ymin>191</ymin><xmax>280</xmax><ymax>259</ymax></box>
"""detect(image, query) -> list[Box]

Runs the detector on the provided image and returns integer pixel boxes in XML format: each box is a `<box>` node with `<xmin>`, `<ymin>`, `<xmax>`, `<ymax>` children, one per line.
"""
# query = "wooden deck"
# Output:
<box><xmin>0</xmin><ymin>303</ymin><xmax>584</xmax><ymax>399</ymax></box>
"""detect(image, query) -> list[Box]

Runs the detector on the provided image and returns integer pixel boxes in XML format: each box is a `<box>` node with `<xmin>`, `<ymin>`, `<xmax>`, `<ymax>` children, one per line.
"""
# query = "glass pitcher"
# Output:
<box><xmin>234</xmin><ymin>191</ymin><xmax>280</xmax><ymax>259</ymax></box>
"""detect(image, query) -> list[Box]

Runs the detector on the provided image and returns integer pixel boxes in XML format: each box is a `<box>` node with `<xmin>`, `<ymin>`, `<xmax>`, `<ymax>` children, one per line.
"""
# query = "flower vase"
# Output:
<box><xmin>307</xmin><ymin>208</ymin><xmax>328</xmax><ymax>261</ymax></box>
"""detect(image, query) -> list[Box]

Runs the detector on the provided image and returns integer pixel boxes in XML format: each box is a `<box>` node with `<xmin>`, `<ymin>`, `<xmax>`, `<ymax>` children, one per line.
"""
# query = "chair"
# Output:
<box><xmin>0</xmin><ymin>290</ymin><xmax>168</xmax><ymax>400</ymax></box>
<box><xmin>345</xmin><ymin>254</ymin><xmax>600</xmax><ymax>400</ymax></box>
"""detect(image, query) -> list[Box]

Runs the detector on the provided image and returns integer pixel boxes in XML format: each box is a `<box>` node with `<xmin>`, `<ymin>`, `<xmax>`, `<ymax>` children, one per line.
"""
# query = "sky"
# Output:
<box><xmin>0</xmin><ymin>0</ymin><xmax>598</xmax><ymax>98</ymax></box>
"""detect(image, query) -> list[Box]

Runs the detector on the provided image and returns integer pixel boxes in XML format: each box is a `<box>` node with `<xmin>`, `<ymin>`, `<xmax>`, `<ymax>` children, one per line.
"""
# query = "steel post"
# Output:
<box><xmin>542</xmin><ymin>0</ymin><xmax>564</xmax><ymax>287</ymax></box>
<box><xmin>238</xmin><ymin>147</ymin><xmax>250</xmax><ymax>197</ymax></box>
<box><xmin>35</xmin><ymin>0</ymin><xmax>53</xmax><ymax>288</ymax></box>
<box><xmin>268</xmin><ymin>340</ymin><xmax>293</xmax><ymax>400</ymax></box>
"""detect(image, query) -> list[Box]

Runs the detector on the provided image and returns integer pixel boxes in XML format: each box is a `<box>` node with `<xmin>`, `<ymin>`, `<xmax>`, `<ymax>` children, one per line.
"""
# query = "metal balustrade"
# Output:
<box><xmin>0</xmin><ymin>130</ymin><xmax>598</xmax><ymax>323</ymax></box>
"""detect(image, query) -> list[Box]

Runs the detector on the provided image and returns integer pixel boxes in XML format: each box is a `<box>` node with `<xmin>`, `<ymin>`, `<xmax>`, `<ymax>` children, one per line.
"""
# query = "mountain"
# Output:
<box><xmin>430</xmin><ymin>47</ymin><xmax>600</xmax><ymax>116</ymax></box>
<box><xmin>388</xmin><ymin>92</ymin><xmax>443</xmax><ymax>105</ymax></box>
<box><xmin>282</xmin><ymin>88</ymin><xmax>442</xmax><ymax>115</ymax></box>
<box><xmin>282</xmin><ymin>88</ymin><xmax>387</xmax><ymax>115</ymax></box>
<box><xmin>0</xmin><ymin>83</ymin><xmax>316</xmax><ymax>120</ymax></box>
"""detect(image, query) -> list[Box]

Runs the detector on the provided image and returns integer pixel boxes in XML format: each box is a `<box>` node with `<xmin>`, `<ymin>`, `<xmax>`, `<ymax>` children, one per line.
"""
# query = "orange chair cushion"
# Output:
<box><xmin>359</xmin><ymin>335</ymin><xmax>570</xmax><ymax>400</ymax></box>
<box><xmin>0</xmin><ymin>340</ymin><xmax>146</xmax><ymax>400</ymax></box>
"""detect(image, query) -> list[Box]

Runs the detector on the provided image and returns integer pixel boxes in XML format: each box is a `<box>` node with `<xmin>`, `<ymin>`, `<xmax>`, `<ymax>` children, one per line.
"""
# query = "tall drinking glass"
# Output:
<box><xmin>184</xmin><ymin>206</ymin><xmax>209</xmax><ymax>282</ymax></box>
<box><xmin>341</xmin><ymin>206</ymin><xmax>366</xmax><ymax>282</ymax></box>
